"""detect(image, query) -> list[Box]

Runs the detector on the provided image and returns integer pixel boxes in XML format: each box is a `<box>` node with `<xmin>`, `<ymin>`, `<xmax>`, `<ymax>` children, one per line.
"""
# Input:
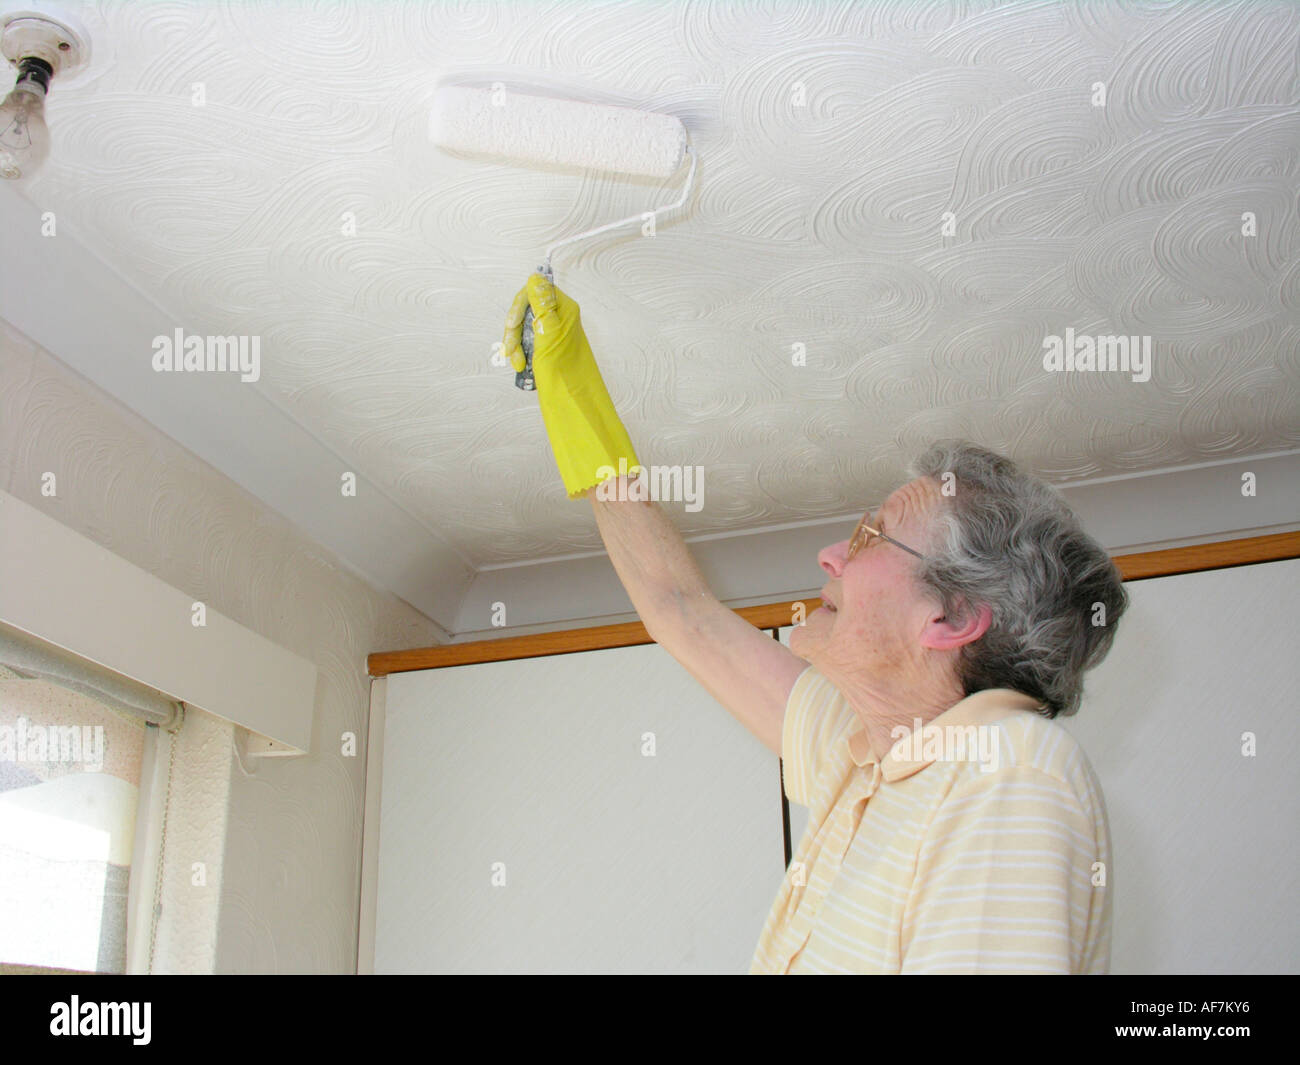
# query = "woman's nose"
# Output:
<box><xmin>818</xmin><ymin>540</ymin><xmax>849</xmax><ymax>576</ymax></box>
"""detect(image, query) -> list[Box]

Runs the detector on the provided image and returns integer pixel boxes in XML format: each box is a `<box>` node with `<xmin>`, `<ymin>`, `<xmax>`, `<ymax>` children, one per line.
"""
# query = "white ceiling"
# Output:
<box><xmin>3</xmin><ymin>0</ymin><xmax>1298</xmax><ymax>635</ymax></box>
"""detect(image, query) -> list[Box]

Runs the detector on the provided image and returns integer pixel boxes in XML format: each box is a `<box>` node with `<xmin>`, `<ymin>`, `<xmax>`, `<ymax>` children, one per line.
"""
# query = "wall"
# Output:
<box><xmin>0</xmin><ymin>318</ymin><xmax>443</xmax><ymax>972</ymax></box>
<box><xmin>1058</xmin><ymin>558</ymin><xmax>1300</xmax><ymax>974</ymax></box>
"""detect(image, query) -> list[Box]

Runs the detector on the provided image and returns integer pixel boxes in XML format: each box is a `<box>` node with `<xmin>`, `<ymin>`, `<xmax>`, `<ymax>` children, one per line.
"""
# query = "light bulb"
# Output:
<box><xmin>0</xmin><ymin>80</ymin><xmax>48</xmax><ymax>179</ymax></box>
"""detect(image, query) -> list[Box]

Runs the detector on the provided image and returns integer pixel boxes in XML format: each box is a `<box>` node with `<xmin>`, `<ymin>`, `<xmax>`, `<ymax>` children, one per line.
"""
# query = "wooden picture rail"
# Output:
<box><xmin>368</xmin><ymin>530</ymin><xmax>1300</xmax><ymax>677</ymax></box>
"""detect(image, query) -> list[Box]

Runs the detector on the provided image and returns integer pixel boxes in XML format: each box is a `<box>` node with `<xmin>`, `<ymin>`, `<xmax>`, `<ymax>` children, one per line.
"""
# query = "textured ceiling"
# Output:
<box><xmin>13</xmin><ymin>0</ymin><xmax>1300</xmax><ymax>570</ymax></box>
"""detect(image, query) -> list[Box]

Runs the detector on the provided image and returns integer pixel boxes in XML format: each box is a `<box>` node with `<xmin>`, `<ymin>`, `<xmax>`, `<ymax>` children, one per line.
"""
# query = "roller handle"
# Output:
<box><xmin>516</xmin><ymin>263</ymin><xmax>554</xmax><ymax>392</ymax></box>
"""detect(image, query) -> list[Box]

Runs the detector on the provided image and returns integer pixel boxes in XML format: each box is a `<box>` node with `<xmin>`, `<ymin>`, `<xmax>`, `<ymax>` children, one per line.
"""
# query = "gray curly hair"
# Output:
<box><xmin>907</xmin><ymin>441</ymin><xmax>1128</xmax><ymax>718</ymax></box>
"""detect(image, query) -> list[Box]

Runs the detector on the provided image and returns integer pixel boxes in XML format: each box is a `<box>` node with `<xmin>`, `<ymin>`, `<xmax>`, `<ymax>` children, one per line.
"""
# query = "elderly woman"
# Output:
<box><xmin>505</xmin><ymin>274</ymin><xmax>1128</xmax><ymax>974</ymax></box>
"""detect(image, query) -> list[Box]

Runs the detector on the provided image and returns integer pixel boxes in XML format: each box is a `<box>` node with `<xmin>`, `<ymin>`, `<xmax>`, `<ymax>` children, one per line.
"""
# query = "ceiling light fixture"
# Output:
<box><xmin>0</xmin><ymin>8</ymin><xmax>89</xmax><ymax>179</ymax></box>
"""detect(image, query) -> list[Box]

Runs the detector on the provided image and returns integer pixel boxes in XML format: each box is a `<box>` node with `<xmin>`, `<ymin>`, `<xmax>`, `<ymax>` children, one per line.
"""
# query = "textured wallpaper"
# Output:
<box><xmin>12</xmin><ymin>0</ymin><xmax>1297</xmax><ymax>570</ymax></box>
<box><xmin>0</xmin><ymin>319</ymin><xmax>443</xmax><ymax>972</ymax></box>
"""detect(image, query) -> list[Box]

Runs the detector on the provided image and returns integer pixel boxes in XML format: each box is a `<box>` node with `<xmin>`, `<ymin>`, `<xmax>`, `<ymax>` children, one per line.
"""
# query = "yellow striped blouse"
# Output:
<box><xmin>750</xmin><ymin>666</ymin><xmax>1112</xmax><ymax>974</ymax></box>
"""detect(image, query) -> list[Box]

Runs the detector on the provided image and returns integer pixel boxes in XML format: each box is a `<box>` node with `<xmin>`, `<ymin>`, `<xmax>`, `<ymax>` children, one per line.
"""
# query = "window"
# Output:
<box><xmin>0</xmin><ymin>621</ymin><xmax>176</xmax><ymax>974</ymax></box>
<box><xmin>0</xmin><ymin>667</ymin><xmax>146</xmax><ymax>973</ymax></box>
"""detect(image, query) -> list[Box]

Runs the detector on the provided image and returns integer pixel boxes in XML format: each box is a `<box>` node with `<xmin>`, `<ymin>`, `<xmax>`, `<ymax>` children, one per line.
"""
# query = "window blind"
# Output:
<box><xmin>0</xmin><ymin>620</ymin><xmax>179</xmax><ymax>728</ymax></box>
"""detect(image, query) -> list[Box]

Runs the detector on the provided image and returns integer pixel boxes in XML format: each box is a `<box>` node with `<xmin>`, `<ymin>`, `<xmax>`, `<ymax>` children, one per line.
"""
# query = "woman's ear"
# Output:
<box><xmin>921</xmin><ymin>599</ymin><xmax>992</xmax><ymax>651</ymax></box>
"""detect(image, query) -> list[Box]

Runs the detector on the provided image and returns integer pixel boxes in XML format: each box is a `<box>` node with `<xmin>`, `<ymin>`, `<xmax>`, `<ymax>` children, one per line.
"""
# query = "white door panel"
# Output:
<box><xmin>375</xmin><ymin>640</ymin><xmax>785</xmax><ymax>973</ymax></box>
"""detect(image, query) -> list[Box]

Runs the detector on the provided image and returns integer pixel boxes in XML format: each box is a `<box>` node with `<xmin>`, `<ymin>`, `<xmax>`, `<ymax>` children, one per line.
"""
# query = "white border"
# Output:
<box><xmin>356</xmin><ymin>676</ymin><xmax>386</xmax><ymax>974</ymax></box>
<box><xmin>125</xmin><ymin>722</ymin><xmax>166</xmax><ymax>973</ymax></box>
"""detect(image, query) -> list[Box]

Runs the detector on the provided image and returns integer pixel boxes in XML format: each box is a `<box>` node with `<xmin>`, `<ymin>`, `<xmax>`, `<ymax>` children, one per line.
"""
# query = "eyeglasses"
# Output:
<box><xmin>847</xmin><ymin>509</ymin><xmax>926</xmax><ymax>563</ymax></box>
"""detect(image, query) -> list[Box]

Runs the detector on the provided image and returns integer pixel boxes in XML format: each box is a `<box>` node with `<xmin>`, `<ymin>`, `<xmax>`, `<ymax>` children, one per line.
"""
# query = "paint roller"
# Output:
<box><xmin>429</xmin><ymin>85</ymin><xmax>696</xmax><ymax>390</ymax></box>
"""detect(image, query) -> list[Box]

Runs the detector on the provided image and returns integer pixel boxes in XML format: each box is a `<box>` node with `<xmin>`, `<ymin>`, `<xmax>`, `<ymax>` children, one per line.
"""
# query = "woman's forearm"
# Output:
<box><xmin>588</xmin><ymin>476</ymin><xmax>716</xmax><ymax>633</ymax></box>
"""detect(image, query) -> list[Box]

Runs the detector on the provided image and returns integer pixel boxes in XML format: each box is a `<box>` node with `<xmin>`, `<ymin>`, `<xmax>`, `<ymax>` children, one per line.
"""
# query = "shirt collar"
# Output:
<box><xmin>846</xmin><ymin>688</ymin><xmax>1047</xmax><ymax>782</ymax></box>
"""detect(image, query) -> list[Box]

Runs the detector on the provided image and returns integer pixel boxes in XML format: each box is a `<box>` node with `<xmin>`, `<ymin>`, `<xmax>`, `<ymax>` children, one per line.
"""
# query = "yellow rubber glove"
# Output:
<box><xmin>503</xmin><ymin>273</ymin><xmax>641</xmax><ymax>498</ymax></box>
